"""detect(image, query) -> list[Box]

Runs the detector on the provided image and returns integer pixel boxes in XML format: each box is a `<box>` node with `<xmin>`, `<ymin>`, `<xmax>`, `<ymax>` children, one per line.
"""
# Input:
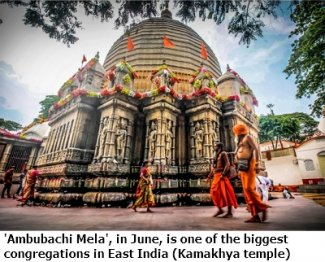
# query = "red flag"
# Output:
<box><xmin>82</xmin><ymin>55</ymin><xmax>87</xmax><ymax>64</ymax></box>
<box><xmin>163</xmin><ymin>35</ymin><xmax>176</xmax><ymax>48</ymax></box>
<box><xmin>200</xmin><ymin>43</ymin><xmax>208</xmax><ymax>60</ymax></box>
<box><xmin>127</xmin><ymin>36</ymin><xmax>135</xmax><ymax>51</ymax></box>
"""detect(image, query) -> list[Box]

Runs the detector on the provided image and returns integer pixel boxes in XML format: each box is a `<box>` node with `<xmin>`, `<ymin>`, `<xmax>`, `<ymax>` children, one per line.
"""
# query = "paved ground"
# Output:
<box><xmin>0</xmin><ymin>192</ymin><xmax>324</xmax><ymax>230</ymax></box>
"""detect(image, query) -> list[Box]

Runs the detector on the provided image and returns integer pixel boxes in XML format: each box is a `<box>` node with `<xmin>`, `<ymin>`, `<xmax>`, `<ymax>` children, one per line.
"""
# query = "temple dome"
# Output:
<box><xmin>103</xmin><ymin>16</ymin><xmax>222</xmax><ymax>93</ymax></box>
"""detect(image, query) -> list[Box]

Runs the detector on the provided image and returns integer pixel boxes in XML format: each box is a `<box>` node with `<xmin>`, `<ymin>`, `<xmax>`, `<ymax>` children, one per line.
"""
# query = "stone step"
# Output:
<box><xmin>297</xmin><ymin>184</ymin><xmax>325</xmax><ymax>193</ymax></box>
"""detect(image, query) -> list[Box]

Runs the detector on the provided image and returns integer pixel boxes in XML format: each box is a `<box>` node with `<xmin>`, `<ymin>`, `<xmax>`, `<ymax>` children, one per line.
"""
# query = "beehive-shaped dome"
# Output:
<box><xmin>103</xmin><ymin>13</ymin><xmax>221</xmax><ymax>94</ymax></box>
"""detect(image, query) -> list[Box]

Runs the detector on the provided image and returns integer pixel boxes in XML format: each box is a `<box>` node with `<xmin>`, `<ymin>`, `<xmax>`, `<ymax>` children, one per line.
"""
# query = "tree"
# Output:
<box><xmin>0</xmin><ymin>0</ymin><xmax>281</xmax><ymax>47</ymax></box>
<box><xmin>284</xmin><ymin>1</ymin><xmax>325</xmax><ymax>117</ymax></box>
<box><xmin>259</xmin><ymin>115</ymin><xmax>277</xmax><ymax>148</ymax></box>
<box><xmin>35</xmin><ymin>95</ymin><xmax>60</xmax><ymax>121</ymax></box>
<box><xmin>266</xmin><ymin>103</ymin><xmax>274</xmax><ymax>115</ymax></box>
<box><xmin>259</xmin><ymin>112</ymin><xmax>318</xmax><ymax>147</ymax></box>
<box><xmin>0</xmin><ymin>118</ymin><xmax>23</xmax><ymax>131</ymax></box>
<box><xmin>281</xmin><ymin>112</ymin><xmax>318</xmax><ymax>140</ymax></box>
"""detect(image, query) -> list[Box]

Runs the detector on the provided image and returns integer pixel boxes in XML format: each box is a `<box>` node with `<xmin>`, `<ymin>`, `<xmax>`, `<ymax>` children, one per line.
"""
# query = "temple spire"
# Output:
<box><xmin>161</xmin><ymin>0</ymin><xmax>172</xmax><ymax>19</ymax></box>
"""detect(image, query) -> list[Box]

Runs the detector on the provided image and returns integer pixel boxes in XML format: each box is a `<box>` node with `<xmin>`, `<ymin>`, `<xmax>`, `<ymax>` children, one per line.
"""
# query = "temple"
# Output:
<box><xmin>1</xmin><ymin>9</ymin><xmax>260</xmax><ymax>206</ymax></box>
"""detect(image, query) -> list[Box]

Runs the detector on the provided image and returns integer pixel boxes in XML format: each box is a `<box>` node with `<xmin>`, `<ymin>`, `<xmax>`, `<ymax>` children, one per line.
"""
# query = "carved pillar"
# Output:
<box><xmin>143</xmin><ymin>95</ymin><xmax>180</xmax><ymax>168</ymax></box>
<box><xmin>190</xmin><ymin>121</ymin><xmax>195</xmax><ymax>160</ymax></box>
<box><xmin>49</xmin><ymin>128</ymin><xmax>57</xmax><ymax>153</ymax></box>
<box><xmin>0</xmin><ymin>144</ymin><xmax>12</xmax><ymax>171</ymax></box>
<box><xmin>203</xmin><ymin>118</ymin><xmax>210</xmax><ymax>159</ymax></box>
<box><xmin>157</xmin><ymin>112</ymin><xmax>166</xmax><ymax>164</ymax></box>
<box><xmin>124</xmin><ymin>119</ymin><xmax>133</xmax><ymax>164</ymax></box>
<box><xmin>43</xmin><ymin>130</ymin><xmax>52</xmax><ymax>154</ymax></box>
<box><xmin>103</xmin><ymin>116</ymin><xmax>114</xmax><ymax>161</ymax></box>
<box><xmin>27</xmin><ymin>147</ymin><xmax>38</xmax><ymax>168</ymax></box>
<box><xmin>176</xmin><ymin>115</ymin><xmax>186</xmax><ymax>166</ymax></box>
<box><xmin>66</xmin><ymin>119</ymin><xmax>74</xmax><ymax>148</ymax></box>
<box><xmin>132</xmin><ymin>113</ymin><xmax>145</xmax><ymax>166</ymax></box>
<box><xmin>171</xmin><ymin>121</ymin><xmax>176</xmax><ymax>166</ymax></box>
<box><xmin>107</xmin><ymin>115</ymin><xmax>119</xmax><ymax>161</ymax></box>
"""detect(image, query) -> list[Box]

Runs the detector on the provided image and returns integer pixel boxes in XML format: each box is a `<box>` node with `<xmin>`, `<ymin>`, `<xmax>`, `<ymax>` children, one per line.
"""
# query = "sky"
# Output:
<box><xmin>0</xmin><ymin>1</ymin><xmax>316</xmax><ymax>127</ymax></box>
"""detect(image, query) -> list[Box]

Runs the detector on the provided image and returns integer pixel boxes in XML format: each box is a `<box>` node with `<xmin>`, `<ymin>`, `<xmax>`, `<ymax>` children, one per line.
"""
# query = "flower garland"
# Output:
<box><xmin>58</xmin><ymin>58</ymin><xmax>98</xmax><ymax>97</ymax></box>
<box><xmin>189</xmin><ymin>66</ymin><xmax>217</xmax><ymax>93</ymax></box>
<box><xmin>50</xmin><ymin>86</ymin><xmax>256</xmax><ymax>118</ymax></box>
<box><xmin>149</xmin><ymin>65</ymin><xmax>179</xmax><ymax>87</ymax></box>
<box><xmin>0</xmin><ymin>129</ymin><xmax>42</xmax><ymax>143</ymax></box>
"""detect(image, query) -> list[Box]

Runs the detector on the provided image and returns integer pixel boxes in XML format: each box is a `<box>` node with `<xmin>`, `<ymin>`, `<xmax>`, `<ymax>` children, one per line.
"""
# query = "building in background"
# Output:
<box><xmin>260</xmin><ymin>108</ymin><xmax>325</xmax><ymax>191</ymax></box>
<box><xmin>0</xmin><ymin>121</ymin><xmax>49</xmax><ymax>177</ymax></box>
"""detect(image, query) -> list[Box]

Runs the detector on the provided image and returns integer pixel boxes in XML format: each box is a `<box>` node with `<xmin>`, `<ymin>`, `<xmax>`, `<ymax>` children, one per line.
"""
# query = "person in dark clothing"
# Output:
<box><xmin>1</xmin><ymin>166</ymin><xmax>15</xmax><ymax>198</ymax></box>
<box><xmin>15</xmin><ymin>169</ymin><xmax>27</xmax><ymax>197</ymax></box>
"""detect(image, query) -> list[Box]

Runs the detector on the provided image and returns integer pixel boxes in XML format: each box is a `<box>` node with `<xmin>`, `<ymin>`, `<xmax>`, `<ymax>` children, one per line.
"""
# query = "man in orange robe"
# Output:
<box><xmin>208</xmin><ymin>142</ymin><xmax>238</xmax><ymax>218</ymax></box>
<box><xmin>233</xmin><ymin>124</ymin><xmax>270</xmax><ymax>223</ymax></box>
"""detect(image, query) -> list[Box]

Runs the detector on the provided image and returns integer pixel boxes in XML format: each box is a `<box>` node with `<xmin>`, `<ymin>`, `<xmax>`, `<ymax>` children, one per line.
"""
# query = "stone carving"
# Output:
<box><xmin>98</xmin><ymin>119</ymin><xmax>109</xmax><ymax>159</ymax></box>
<box><xmin>115</xmin><ymin>118</ymin><xmax>128</xmax><ymax>161</ymax></box>
<box><xmin>211</xmin><ymin>121</ymin><xmax>219</xmax><ymax>143</ymax></box>
<box><xmin>165</xmin><ymin>120</ymin><xmax>173</xmax><ymax>164</ymax></box>
<box><xmin>194</xmin><ymin>122</ymin><xmax>204</xmax><ymax>158</ymax></box>
<box><xmin>148</xmin><ymin>121</ymin><xmax>158</xmax><ymax>160</ymax></box>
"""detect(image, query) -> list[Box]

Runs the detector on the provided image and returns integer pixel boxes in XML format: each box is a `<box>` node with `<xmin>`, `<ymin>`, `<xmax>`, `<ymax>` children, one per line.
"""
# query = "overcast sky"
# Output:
<box><xmin>0</xmin><ymin>2</ymin><xmax>316</xmax><ymax>126</ymax></box>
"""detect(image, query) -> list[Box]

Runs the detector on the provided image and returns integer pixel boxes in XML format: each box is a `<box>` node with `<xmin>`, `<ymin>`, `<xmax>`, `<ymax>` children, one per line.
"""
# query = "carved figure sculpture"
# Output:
<box><xmin>211</xmin><ymin>122</ymin><xmax>219</xmax><ymax>143</ymax></box>
<box><xmin>194</xmin><ymin>122</ymin><xmax>204</xmax><ymax>158</ymax></box>
<box><xmin>98</xmin><ymin>120</ymin><xmax>109</xmax><ymax>159</ymax></box>
<box><xmin>115</xmin><ymin>118</ymin><xmax>128</xmax><ymax>160</ymax></box>
<box><xmin>148</xmin><ymin>121</ymin><xmax>157</xmax><ymax>160</ymax></box>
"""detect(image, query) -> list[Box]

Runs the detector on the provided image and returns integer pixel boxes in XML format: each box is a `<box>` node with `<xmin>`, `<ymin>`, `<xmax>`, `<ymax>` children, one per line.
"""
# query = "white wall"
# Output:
<box><xmin>295</xmin><ymin>139</ymin><xmax>325</xmax><ymax>180</ymax></box>
<box><xmin>264</xmin><ymin>155</ymin><xmax>303</xmax><ymax>186</ymax></box>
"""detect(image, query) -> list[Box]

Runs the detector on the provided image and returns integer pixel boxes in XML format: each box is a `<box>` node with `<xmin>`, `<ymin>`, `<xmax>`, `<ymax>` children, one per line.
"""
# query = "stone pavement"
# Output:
<box><xmin>0</xmin><ymin>192</ymin><xmax>324</xmax><ymax>230</ymax></box>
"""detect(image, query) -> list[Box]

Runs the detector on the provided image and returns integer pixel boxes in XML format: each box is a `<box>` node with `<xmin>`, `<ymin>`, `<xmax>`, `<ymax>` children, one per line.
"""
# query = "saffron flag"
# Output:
<box><xmin>200</xmin><ymin>43</ymin><xmax>208</xmax><ymax>60</ymax></box>
<box><xmin>82</xmin><ymin>55</ymin><xmax>87</xmax><ymax>64</ymax></box>
<box><xmin>127</xmin><ymin>36</ymin><xmax>135</xmax><ymax>51</ymax></box>
<box><xmin>163</xmin><ymin>35</ymin><xmax>176</xmax><ymax>48</ymax></box>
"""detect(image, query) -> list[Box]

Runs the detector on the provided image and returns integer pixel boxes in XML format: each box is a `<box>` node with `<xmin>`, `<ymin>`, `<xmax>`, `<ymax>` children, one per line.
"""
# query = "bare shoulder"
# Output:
<box><xmin>221</xmin><ymin>151</ymin><xmax>230</xmax><ymax>161</ymax></box>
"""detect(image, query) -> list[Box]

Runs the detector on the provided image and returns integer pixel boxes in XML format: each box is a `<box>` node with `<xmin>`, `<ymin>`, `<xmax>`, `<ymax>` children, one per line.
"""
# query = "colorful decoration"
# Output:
<box><xmin>149</xmin><ymin>64</ymin><xmax>179</xmax><ymax>89</ymax></box>
<box><xmin>189</xmin><ymin>65</ymin><xmax>216</xmax><ymax>90</ymax></box>
<box><xmin>58</xmin><ymin>57</ymin><xmax>99</xmax><ymax>97</ymax></box>
<box><xmin>50</xmin><ymin>64</ymin><xmax>257</xmax><ymax>120</ymax></box>
<box><xmin>0</xmin><ymin>128</ymin><xmax>42</xmax><ymax>143</ymax></box>
<box><xmin>123</xmin><ymin>74</ymin><xmax>131</xmax><ymax>84</ymax></box>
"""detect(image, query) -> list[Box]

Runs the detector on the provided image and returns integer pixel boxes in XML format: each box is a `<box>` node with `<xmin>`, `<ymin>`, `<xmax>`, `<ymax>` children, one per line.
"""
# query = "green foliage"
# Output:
<box><xmin>259</xmin><ymin>112</ymin><xmax>318</xmax><ymax>147</ymax></box>
<box><xmin>0</xmin><ymin>0</ymin><xmax>114</xmax><ymax>47</ymax></box>
<box><xmin>0</xmin><ymin>0</ymin><xmax>281</xmax><ymax>47</ymax></box>
<box><xmin>284</xmin><ymin>1</ymin><xmax>325</xmax><ymax>117</ymax></box>
<box><xmin>0</xmin><ymin>118</ymin><xmax>22</xmax><ymax>131</ymax></box>
<box><xmin>115</xmin><ymin>0</ymin><xmax>158</xmax><ymax>28</ymax></box>
<box><xmin>36</xmin><ymin>95</ymin><xmax>60</xmax><ymax>120</ymax></box>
